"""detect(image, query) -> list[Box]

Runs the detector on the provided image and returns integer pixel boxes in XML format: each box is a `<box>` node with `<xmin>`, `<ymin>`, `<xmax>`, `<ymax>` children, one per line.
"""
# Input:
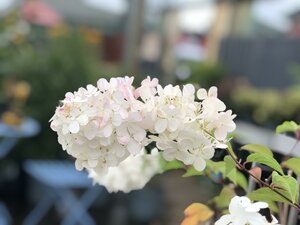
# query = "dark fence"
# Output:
<box><xmin>219</xmin><ymin>38</ymin><xmax>300</xmax><ymax>89</ymax></box>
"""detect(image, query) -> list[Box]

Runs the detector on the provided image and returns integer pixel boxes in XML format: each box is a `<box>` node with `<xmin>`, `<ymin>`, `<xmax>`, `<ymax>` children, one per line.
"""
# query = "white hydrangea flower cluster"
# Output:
<box><xmin>136</xmin><ymin>77</ymin><xmax>236</xmax><ymax>171</ymax></box>
<box><xmin>50</xmin><ymin>77</ymin><xmax>149</xmax><ymax>175</ymax></box>
<box><xmin>88</xmin><ymin>149</ymin><xmax>161</xmax><ymax>193</ymax></box>
<box><xmin>51</xmin><ymin>76</ymin><xmax>236</xmax><ymax>183</ymax></box>
<box><xmin>215</xmin><ymin>196</ymin><xmax>279</xmax><ymax>225</ymax></box>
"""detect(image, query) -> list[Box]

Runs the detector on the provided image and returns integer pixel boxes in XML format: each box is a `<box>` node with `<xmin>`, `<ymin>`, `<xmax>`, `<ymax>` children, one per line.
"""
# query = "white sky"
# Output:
<box><xmin>1</xmin><ymin>0</ymin><xmax>300</xmax><ymax>33</ymax></box>
<box><xmin>0</xmin><ymin>0</ymin><xmax>14</xmax><ymax>12</ymax></box>
<box><xmin>252</xmin><ymin>0</ymin><xmax>300</xmax><ymax>32</ymax></box>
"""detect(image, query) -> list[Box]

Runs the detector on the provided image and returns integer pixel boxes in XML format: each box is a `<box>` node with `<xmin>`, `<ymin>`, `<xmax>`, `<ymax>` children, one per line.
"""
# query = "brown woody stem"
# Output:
<box><xmin>225</xmin><ymin>148</ymin><xmax>300</xmax><ymax>212</ymax></box>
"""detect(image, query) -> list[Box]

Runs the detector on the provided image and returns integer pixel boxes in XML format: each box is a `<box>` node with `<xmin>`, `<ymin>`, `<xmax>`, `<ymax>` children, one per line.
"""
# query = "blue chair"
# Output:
<box><xmin>0</xmin><ymin>118</ymin><xmax>40</xmax><ymax>225</ymax></box>
<box><xmin>22</xmin><ymin>160</ymin><xmax>104</xmax><ymax>225</ymax></box>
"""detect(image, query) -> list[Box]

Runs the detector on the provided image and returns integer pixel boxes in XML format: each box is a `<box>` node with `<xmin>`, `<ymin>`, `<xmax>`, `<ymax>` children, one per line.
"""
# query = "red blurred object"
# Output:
<box><xmin>21</xmin><ymin>0</ymin><xmax>62</xmax><ymax>27</ymax></box>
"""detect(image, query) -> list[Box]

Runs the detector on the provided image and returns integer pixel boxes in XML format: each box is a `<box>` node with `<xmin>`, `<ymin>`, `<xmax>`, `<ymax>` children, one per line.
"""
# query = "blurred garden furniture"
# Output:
<box><xmin>0</xmin><ymin>117</ymin><xmax>40</xmax><ymax>225</ymax></box>
<box><xmin>0</xmin><ymin>117</ymin><xmax>40</xmax><ymax>158</ymax></box>
<box><xmin>22</xmin><ymin>160</ymin><xmax>104</xmax><ymax>225</ymax></box>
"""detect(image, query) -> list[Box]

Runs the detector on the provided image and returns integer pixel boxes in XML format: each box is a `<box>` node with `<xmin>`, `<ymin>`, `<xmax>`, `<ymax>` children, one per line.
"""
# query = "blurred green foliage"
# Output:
<box><xmin>230</xmin><ymin>85</ymin><xmax>300</xmax><ymax>126</ymax></box>
<box><xmin>1</xmin><ymin>31</ymin><xmax>111</xmax><ymax>159</ymax></box>
<box><xmin>177</xmin><ymin>62</ymin><xmax>227</xmax><ymax>88</ymax></box>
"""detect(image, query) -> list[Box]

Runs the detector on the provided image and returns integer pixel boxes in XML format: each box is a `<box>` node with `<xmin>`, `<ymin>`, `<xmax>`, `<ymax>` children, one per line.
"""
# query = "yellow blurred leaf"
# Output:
<box><xmin>181</xmin><ymin>203</ymin><xmax>214</xmax><ymax>225</ymax></box>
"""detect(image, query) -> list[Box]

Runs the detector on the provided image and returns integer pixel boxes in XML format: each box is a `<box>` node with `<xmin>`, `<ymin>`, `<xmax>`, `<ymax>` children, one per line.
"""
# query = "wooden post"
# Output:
<box><xmin>122</xmin><ymin>0</ymin><xmax>145</xmax><ymax>75</ymax></box>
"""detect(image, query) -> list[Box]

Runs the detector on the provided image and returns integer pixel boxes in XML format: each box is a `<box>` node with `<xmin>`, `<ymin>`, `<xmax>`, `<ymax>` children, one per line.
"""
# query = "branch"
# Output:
<box><xmin>225</xmin><ymin>148</ymin><xmax>300</xmax><ymax>212</ymax></box>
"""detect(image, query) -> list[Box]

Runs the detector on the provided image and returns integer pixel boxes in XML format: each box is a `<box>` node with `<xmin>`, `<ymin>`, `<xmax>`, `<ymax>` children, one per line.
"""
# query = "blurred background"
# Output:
<box><xmin>1</xmin><ymin>0</ymin><xmax>300</xmax><ymax>224</ymax></box>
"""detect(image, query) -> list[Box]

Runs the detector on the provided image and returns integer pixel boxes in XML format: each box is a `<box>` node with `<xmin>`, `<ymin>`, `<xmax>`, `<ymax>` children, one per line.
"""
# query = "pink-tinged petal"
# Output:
<box><xmin>117</xmin><ymin>135</ymin><xmax>130</xmax><ymax>145</ymax></box>
<box><xmin>193</xmin><ymin>157</ymin><xmax>206</xmax><ymax>171</ymax></box>
<box><xmin>196</xmin><ymin>89</ymin><xmax>207</xmax><ymax>100</ymax></box>
<box><xmin>102</xmin><ymin>124</ymin><xmax>113</xmax><ymax>137</ymax></box>
<box><xmin>69</xmin><ymin>121</ymin><xmax>80</xmax><ymax>133</ymax></box>
<box><xmin>154</xmin><ymin>118</ymin><xmax>168</xmax><ymax>133</ymax></box>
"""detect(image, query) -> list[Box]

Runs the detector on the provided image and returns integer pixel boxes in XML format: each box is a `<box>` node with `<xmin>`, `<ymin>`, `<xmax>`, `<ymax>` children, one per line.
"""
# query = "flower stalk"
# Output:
<box><xmin>225</xmin><ymin>148</ymin><xmax>300</xmax><ymax>212</ymax></box>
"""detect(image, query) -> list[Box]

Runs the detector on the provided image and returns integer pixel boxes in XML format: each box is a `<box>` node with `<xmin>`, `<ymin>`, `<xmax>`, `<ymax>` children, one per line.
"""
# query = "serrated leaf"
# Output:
<box><xmin>181</xmin><ymin>203</ymin><xmax>214</xmax><ymax>225</ymax></box>
<box><xmin>183</xmin><ymin>166</ymin><xmax>203</xmax><ymax>177</ymax></box>
<box><xmin>240</xmin><ymin>144</ymin><xmax>273</xmax><ymax>157</ymax></box>
<box><xmin>161</xmin><ymin>159</ymin><xmax>184</xmax><ymax>171</ymax></box>
<box><xmin>247</xmin><ymin>153</ymin><xmax>283</xmax><ymax>175</ymax></box>
<box><xmin>272</xmin><ymin>171</ymin><xmax>299</xmax><ymax>204</ymax></box>
<box><xmin>212</xmin><ymin>186</ymin><xmax>235</xmax><ymax>209</ymax></box>
<box><xmin>276</xmin><ymin>121</ymin><xmax>299</xmax><ymax>134</ymax></box>
<box><xmin>247</xmin><ymin>187</ymin><xmax>291</xmax><ymax>205</ymax></box>
<box><xmin>282</xmin><ymin>158</ymin><xmax>300</xmax><ymax>177</ymax></box>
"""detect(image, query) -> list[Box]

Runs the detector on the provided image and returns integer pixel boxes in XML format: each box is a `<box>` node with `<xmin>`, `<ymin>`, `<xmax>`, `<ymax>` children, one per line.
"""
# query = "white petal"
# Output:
<box><xmin>97</xmin><ymin>78</ymin><xmax>110</xmax><ymax>91</ymax></box>
<box><xmin>245</xmin><ymin>202</ymin><xmax>268</xmax><ymax>213</ymax></box>
<box><xmin>75</xmin><ymin>159</ymin><xmax>84</xmax><ymax>170</ymax></box>
<box><xmin>215</xmin><ymin>214</ymin><xmax>233</xmax><ymax>225</ymax></box>
<box><xmin>127</xmin><ymin>140</ymin><xmax>142</xmax><ymax>154</ymax></box>
<box><xmin>102</xmin><ymin>124</ymin><xmax>113</xmax><ymax>137</ymax></box>
<box><xmin>215</xmin><ymin>127</ymin><xmax>227</xmax><ymax>140</ymax></box>
<box><xmin>112</xmin><ymin>143</ymin><xmax>126</xmax><ymax>158</ymax></box>
<box><xmin>201</xmin><ymin>146</ymin><xmax>215</xmax><ymax>159</ymax></box>
<box><xmin>193</xmin><ymin>157</ymin><xmax>206</xmax><ymax>171</ymax></box>
<box><xmin>208</xmin><ymin>86</ymin><xmax>218</xmax><ymax>97</ymax></box>
<box><xmin>154</xmin><ymin>118</ymin><xmax>168</xmax><ymax>133</ymax></box>
<box><xmin>77</xmin><ymin>114</ymin><xmax>89</xmax><ymax>126</ymax></box>
<box><xmin>168</xmin><ymin>118</ymin><xmax>179</xmax><ymax>132</ymax></box>
<box><xmin>69</xmin><ymin>121</ymin><xmax>80</xmax><ymax>133</ymax></box>
<box><xmin>162</xmin><ymin>149</ymin><xmax>177</xmax><ymax>161</ymax></box>
<box><xmin>196</xmin><ymin>89</ymin><xmax>207</xmax><ymax>100</ymax></box>
<box><xmin>88</xmin><ymin>159</ymin><xmax>98</xmax><ymax>167</ymax></box>
<box><xmin>133</xmin><ymin>129</ymin><xmax>146</xmax><ymax>142</ymax></box>
<box><xmin>183</xmin><ymin>84</ymin><xmax>195</xmax><ymax>96</ymax></box>
<box><xmin>84</xmin><ymin>125</ymin><xmax>96</xmax><ymax>140</ymax></box>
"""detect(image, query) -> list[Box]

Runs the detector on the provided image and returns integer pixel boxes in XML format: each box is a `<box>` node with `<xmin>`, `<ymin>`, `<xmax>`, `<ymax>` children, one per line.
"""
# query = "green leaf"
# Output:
<box><xmin>264</xmin><ymin>201</ymin><xmax>279</xmax><ymax>213</ymax></box>
<box><xmin>224</xmin><ymin>155</ymin><xmax>236</xmax><ymax>177</ymax></box>
<box><xmin>282</xmin><ymin>158</ymin><xmax>300</xmax><ymax>177</ymax></box>
<box><xmin>272</xmin><ymin>171</ymin><xmax>299</xmax><ymax>204</ymax></box>
<box><xmin>246</xmin><ymin>153</ymin><xmax>283</xmax><ymax>175</ymax></box>
<box><xmin>247</xmin><ymin>187</ymin><xmax>291</xmax><ymax>205</ymax></box>
<box><xmin>183</xmin><ymin>166</ymin><xmax>203</xmax><ymax>177</ymax></box>
<box><xmin>212</xmin><ymin>186</ymin><xmax>236</xmax><ymax>209</ymax></box>
<box><xmin>161</xmin><ymin>159</ymin><xmax>184</xmax><ymax>171</ymax></box>
<box><xmin>276</xmin><ymin>121</ymin><xmax>299</xmax><ymax>134</ymax></box>
<box><xmin>235</xmin><ymin>171</ymin><xmax>248</xmax><ymax>192</ymax></box>
<box><xmin>227</xmin><ymin>142</ymin><xmax>236</xmax><ymax>158</ymax></box>
<box><xmin>240</xmin><ymin>144</ymin><xmax>273</xmax><ymax>157</ymax></box>
<box><xmin>206</xmin><ymin>160</ymin><xmax>225</xmax><ymax>174</ymax></box>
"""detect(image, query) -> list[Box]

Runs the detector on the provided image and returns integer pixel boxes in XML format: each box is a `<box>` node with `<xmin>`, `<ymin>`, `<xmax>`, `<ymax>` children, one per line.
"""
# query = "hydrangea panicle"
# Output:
<box><xmin>51</xmin><ymin>76</ymin><xmax>236</xmax><ymax>180</ymax></box>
